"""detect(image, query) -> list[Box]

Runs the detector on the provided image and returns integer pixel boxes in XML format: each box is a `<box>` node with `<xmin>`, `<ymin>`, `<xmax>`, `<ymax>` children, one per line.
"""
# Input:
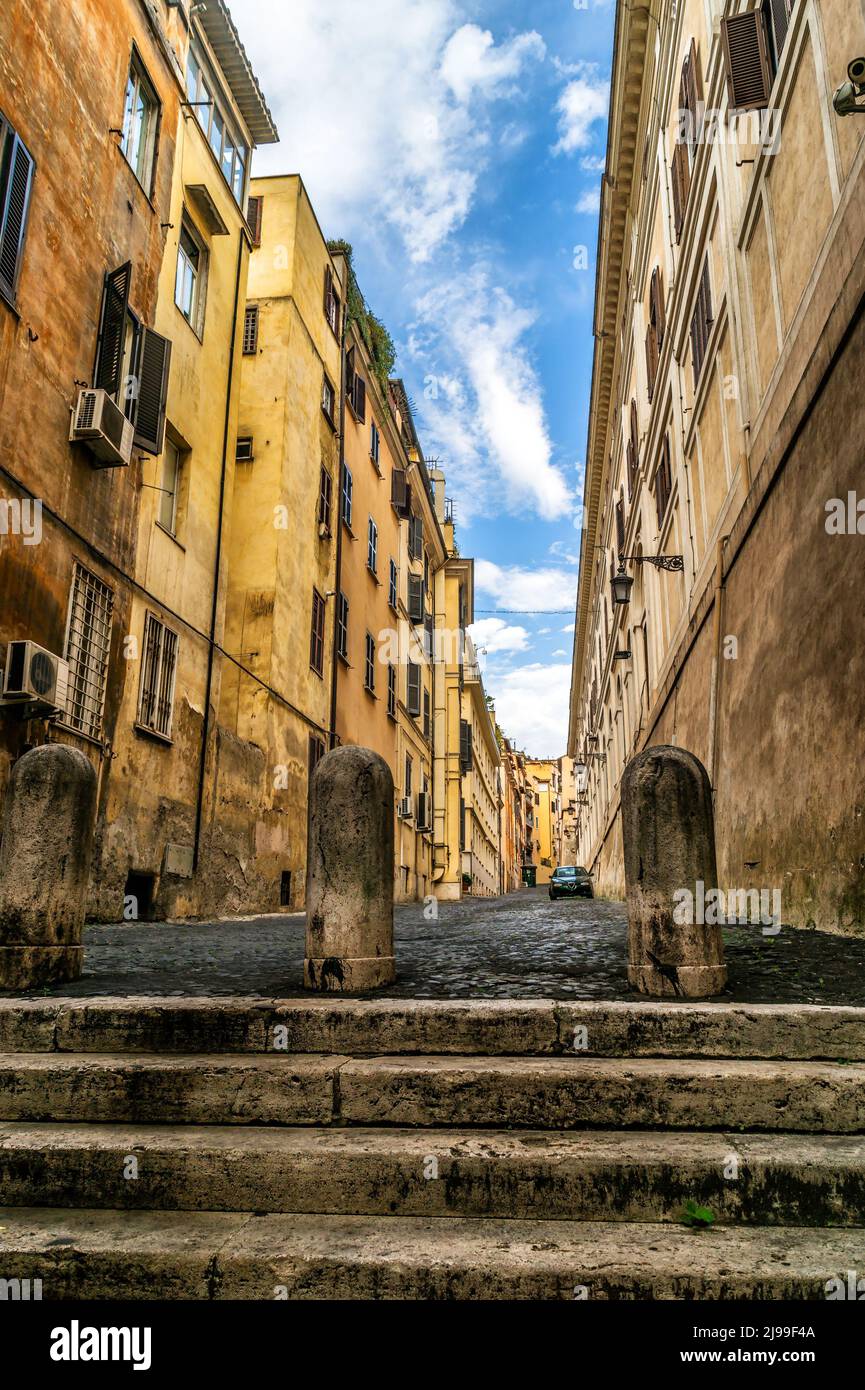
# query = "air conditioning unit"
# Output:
<box><xmin>416</xmin><ymin>792</ymin><xmax>431</xmax><ymax>831</ymax></box>
<box><xmin>70</xmin><ymin>388</ymin><xmax>134</xmax><ymax>467</ymax></box>
<box><xmin>2</xmin><ymin>641</ymin><xmax>69</xmax><ymax>714</ymax></box>
<box><xmin>398</xmin><ymin>796</ymin><xmax>413</xmax><ymax>820</ymax></box>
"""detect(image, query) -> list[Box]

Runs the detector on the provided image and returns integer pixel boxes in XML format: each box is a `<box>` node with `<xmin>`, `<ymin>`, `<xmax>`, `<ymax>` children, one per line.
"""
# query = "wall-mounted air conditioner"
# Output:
<box><xmin>398</xmin><ymin>796</ymin><xmax>413</xmax><ymax>820</ymax></box>
<box><xmin>70</xmin><ymin>388</ymin><xmax>134</xmax><ymax>467</ymax></box>
<box><xmin>2</xmin><ymin>641</ymin><xmax>69</xmax><ymax>714</ymax></box>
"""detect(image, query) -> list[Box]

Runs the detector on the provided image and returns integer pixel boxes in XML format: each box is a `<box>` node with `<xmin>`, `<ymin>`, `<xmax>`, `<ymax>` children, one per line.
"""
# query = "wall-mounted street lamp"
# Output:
<box><xmin>613</xmin><ymin>648</ymin><xmax>632</xmax><ymax>661</ymax></box>
<box><xmin>611</xmin><ymin>551</ymin><xmax>684</xmax><ymax>606</ymax></box>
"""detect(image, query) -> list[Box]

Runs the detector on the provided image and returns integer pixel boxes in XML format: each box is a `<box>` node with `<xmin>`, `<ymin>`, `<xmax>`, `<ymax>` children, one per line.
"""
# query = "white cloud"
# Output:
<box><xmin>475</xmin><ymin>560</ymin><xmax>578</xmax><ymax>612</ymax></box>
<box><xmin>441</xmin><ymin>25</ymin><xmax>545</xmax><ymax>103</ymax></box>
<box><xmin>552</xmin><ymin>76</ymin><xmax>609</xmax><ymax>155</ymax></box>
<box><xmin>562</xmin><ymin>622</ymin><xmax>576</xmax><ymax>632</ymax></box>
<box><xmin>575</xmin><ymin>187</ymin><xmax>600</xmax><ymax>214</ymax></box>
<box><xmin>467</xmin><ymin>617</ymin><xmax>531</xmax><ymax>654</ymax></box>
<box><xmin>410</xmin><ymin>268</ymin><xmax>571</xmax><ymax>521</ymax></box>
<box><xmin>485</xmin><ymin>661</ymin><xmax>572</xmax><ymax>756</ymax></box>
<box><xmin>233</xmin><ymin>0</ymin><xmax>547</xmax><ymax>263</ymax></box>
<box><xmin>580</xmin><ymin>153</ymin><xmax>606</xmax><ymax>172</ymax></box>
<box><xmin>549</xmin><ymin>539</ymin><xmax>580</xmax><ymax>565</ymax></box>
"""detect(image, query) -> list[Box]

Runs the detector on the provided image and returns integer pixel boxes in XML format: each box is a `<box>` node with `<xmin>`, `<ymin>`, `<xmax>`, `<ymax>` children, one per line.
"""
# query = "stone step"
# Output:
<box><xmin>1</xmin><ymin>1206</ymin><xmax>862</xmax><ymax>1299</ymax></box>
<box><xmin>2</xmin><ymin>1053</ymin><xmax>864</xmax><ymax>1130</ymax></box>
<box><xmin>337</xmin><ymin>1056</ymin><xmax>865</xmax><ymax>1132</ymax></box>
<box><xmin>2</xmin><ymin>996</ymin><xmax>865</xmax><ymax>1059</ymax></box>
<box><xmin>1</xmin><ymin>1124</ymin><xmax>863</xmax><ymax>1225</ymax></box>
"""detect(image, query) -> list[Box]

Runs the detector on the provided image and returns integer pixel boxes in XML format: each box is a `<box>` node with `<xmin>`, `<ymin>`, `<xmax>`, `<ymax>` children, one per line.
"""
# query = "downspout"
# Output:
<box><xmin>328</xmin><ymin>269</ymin><xmax>348</xmax><ymax>749</ymax></box>
<box><xmin>193</xmin><ymin>224</ymin><xmax>246</xmax><ymax>872</ymax></box>
<box><xmin>707</xmin><ymin>534</ymin><xmax>728</xmax><ymax>794</ymax></box>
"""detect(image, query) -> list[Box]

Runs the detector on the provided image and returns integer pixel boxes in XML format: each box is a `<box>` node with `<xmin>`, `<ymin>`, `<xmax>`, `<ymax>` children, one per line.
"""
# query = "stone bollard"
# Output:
<box><xmin>621</xmin><ymin>744</ymin><xmax>726</xmax><ymax>998</ymax></box>
<box><xmin>0</xmin><ymin>744</ymin><xmax>97</xmax><ymax>990</ymax></box>
<box><xmin>304</xmin><ymin>744</ymin><xmax>395</xmax><ymax>992</ymax></box>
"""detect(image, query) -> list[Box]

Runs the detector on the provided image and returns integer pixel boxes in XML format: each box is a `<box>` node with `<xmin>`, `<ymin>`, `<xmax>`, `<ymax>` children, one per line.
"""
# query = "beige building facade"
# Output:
<box><xmin>568</xmin><ymin>0</ymin><xmax>865</xmax><ymax>934</ymax></box>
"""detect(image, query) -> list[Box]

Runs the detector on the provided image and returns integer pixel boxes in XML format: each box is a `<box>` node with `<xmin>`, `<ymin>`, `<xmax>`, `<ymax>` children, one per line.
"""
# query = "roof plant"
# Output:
<box><xmin>326</xmin><ymin>239</ymin><xmax>396</xmax><ymax>394</ymax></box>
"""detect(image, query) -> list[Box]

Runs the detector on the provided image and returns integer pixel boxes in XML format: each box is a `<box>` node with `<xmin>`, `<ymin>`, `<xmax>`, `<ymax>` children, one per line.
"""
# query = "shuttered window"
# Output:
<box><xmin>134</xmin><ymin>326</ymin><xmax>171</xmax><ymax>454</ymax></box>
<box><xmin>370</xmin><ymin>421</ymin><xmax>380</xmax><ymax>467</ymax></box>
<box><xmin>409</xmin><ymin>513</ymin><xmax>423</xmax><ymax>560</ymax></box>
<box><xmin>365</xmin><ymin>633</ymin><xmax>376</xmax><ymax>692</ymax></box>
<box><xmin>391</xmin><ymin>468</ymin><xmax>409</xmax><ymax>514</ymax></box>
<box><xmin>408</xmin><ymin>573</ymin><xmax>424</xmax><ymax>624</ymax></box>
<box><xmin>654</xmin><ymin>435</ymin><xmax>673</xmax><ymax>528</ymax></box>
<box><xmin>681</xmin><ymin>39</ymin><xmax>703</xmax><ymax>162</ymax></box>
<box><xmin>137</xmin><ymin>613</ymin><xmax>178</xmax><ymax>739</ymax></box>
<box><xmin>309</xmin><ymin>588</ymin><xmax>325</xmax><ymax>676</ymax></box>
<box><xmin>407</xmin><ymin>662</ymin><xmax>421</xmax><ymax>717</ymax></box>
<box><xmin>460</xmin><ymin>719</ymin><xmax>473</xmax><ymax>773</ymax></box>
<box><xmin>615</xmin><ymin>494</ymin><xmax>626</xmax><ymax>554</ymax></box>
<box><xmin>0</xmin><ymin>114</ymin><xmax>35</xmax><ymax>305</ymax></box>
<box><xmin>246</xmin><ymin>195</ymin><xmax>263</xmax><ymax>246</ymax></box>
<box><xmin>690</xmin><ymin>258</ymin><xmax>713</xmax><ymax>388</ymax></box>
<box><xmin>321</xmin><ymin>374</ymin><xmax>335</xmax><ymax>424</ymax></box>
<box><xmin>765</xmin><ymin>0</ymin><xmax>795</xmax><ymax>75</ymax></box>
<box><xmin>346</xmin><ymin>347</ymin><xmax>366</xmax><ymax>421</ymax></box>
<box><xmin>341</xmin><ymin>463</ymin><xmax>353</xmax><ymax>528</ymax></box>
<box><xmin>650</xmin><ymin>266</ymin><xmax>665</xmax><ymax>349</ymax></box>
<box><xmin>93</xmin><ymin>262</ymin><xmax>170</xmax><ymax>451</ymax></box>
<box><xmin>243</xmin><ymin>305</ymin><xmax>259</xmax><ymax>354</ymax></box>
<box><xmin>62</xmin><ymin>563</ymin><xmax>114</xmax><ymax>741</ymax></box>
<box><xmin>721</xmin><ymin>10</ymin><xmax>774</xmax><ymax>110</ymax></box>
<box><xmin>388</xmin><ymin>558</ymin><xmax>398</xmax><ymax>610</ymax></box>
<box><xmin>318</xmin><ymin>466</ymin><xmax>332</xmax><ymax>533</ymax></box>
<box><xmin>423</xmin><ymin>687</ymin><xmax>431</xmax><ymax>741</ymax></box>
<box><xmin>387</xmin><ymin>663</ymin><xmax>397</xmax><ymax>718</ymax></box>
<box><xmin>627</xmin><ymin>399</ymin><xmax>639</xmax><ymax>497</ymax></box>
<box><xmin>95</xmin><ymin>263</ymin><xmax>132</xmax><ymax>398</ymax></box>
<box><xmin>645</xmin><ymin>321</ymin><xmax>660</xmax><ymax>403</ymax></box>
<box><xmin>308</xmin><ymin>734</ymin><xmax>325</xmax><ymax>783</ymax></box>
<box><xmin>324</xmin><ymin>265</ymin><xmax>340</xmax><ymax>335</ymax></box>
<box><xmin>367</xmin><ymin>516</ymin><xmax>378</xmax><ymax>575</ymax></box>
<box><xmin>670</xmin><ymin>140</ymin><xmax>690</xmax><ymax>242</ymax></box>
<box><xmin>337</xmin><ymin>593</ymin><xmax>348</xmax><ymax>659</ymax></box>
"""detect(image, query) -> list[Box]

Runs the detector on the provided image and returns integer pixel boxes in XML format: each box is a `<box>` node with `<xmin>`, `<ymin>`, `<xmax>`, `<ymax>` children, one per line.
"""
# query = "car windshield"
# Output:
<box><xmin>556</xmin><ymin>868</ymin><xmax>578</xmax><ymax>878</ymax></box>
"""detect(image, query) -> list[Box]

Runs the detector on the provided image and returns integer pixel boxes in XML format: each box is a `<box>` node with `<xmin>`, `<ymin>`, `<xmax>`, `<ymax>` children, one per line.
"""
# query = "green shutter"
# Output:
<box><xmin>134</xmin><ymin>326</ymin><xmax>172</xmax><ymax>454</ymax></box>
<box><xmin>94</xmin><ymin>262</ymin><xmax>132</xmax><ymax>397</ymax></box>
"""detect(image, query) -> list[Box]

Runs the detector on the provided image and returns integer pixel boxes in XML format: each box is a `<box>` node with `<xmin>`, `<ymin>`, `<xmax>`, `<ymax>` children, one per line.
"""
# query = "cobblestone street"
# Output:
<box><xmin>14</xmin><ymin>887</ymin><xmax>865</xmax><ymax>1004</ymax></box>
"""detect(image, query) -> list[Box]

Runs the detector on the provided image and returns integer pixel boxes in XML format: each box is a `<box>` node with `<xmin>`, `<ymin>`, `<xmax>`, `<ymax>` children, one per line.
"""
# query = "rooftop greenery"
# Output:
<box><xmin>327</xmin><ymin>239</ymin><xmax>396</xmax><ymax>394</ymax></box>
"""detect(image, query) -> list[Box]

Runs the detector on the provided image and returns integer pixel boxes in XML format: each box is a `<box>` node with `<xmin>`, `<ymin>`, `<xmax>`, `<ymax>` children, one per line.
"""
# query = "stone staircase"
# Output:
<box><xmin>0</xmin><ymin>997</ymin><xmax>864</xmax><ymax>1299</ymax></box>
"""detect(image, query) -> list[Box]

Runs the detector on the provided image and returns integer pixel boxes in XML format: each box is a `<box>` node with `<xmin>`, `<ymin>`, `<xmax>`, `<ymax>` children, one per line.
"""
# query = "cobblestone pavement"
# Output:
<box><xmin>13</xmin><ymin>887</ymin><xmax>865</xmax><ymax>1003</ymax></box>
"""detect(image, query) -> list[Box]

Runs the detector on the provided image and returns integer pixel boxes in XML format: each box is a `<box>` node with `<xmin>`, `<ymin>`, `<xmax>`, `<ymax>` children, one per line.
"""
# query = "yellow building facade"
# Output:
<box><xmin>459</xmin><ymin>634</ymin><xmax>502</xmax><ymax>897</ymax></box>
<box><xmin>569</xmin><ymin>0</ymin><xmax>865</xmax><ymax>933</ymax></box>
<box><xmin>525</xmin><ymin>758</ymin><xmax>559</xmax><ymax>885</ymax></box>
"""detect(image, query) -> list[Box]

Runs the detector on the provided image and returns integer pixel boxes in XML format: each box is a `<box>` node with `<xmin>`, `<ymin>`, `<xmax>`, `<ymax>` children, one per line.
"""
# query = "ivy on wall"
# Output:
<box><xmin>327</xmin><ymin>238</ymin><xmax>396</xmax><ymax>394</ymax></box>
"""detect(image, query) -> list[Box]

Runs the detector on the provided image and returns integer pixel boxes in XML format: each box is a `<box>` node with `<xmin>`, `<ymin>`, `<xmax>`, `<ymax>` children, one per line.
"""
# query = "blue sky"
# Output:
<box><xmin>232</xmin><ymin>0</ymin><xmax>615</xmax><ymax>754</ymax></box>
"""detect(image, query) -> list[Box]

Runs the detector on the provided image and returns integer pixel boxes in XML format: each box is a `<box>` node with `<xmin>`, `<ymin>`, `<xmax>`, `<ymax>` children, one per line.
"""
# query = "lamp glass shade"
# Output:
<box><xmin>611</xmin><ymin>565</ymin><xmax>633</xmax><ymax>605</ymax></box>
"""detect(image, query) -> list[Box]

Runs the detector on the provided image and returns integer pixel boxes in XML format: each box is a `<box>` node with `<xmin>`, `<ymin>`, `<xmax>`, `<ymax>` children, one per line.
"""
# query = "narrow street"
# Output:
<box><xmin>23</xmin><ymin>888</ymin><xmax>865</xmax><ymax>1004</ymax></box>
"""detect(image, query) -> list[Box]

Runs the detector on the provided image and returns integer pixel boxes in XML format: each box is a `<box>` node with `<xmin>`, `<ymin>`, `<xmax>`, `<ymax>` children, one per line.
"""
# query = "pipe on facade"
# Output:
<box><xmin>192</xmin><ymin>223</ymin><xmax>246</xmax><ymax>873</ymax></box>
<box><xmin>707</xmin><ymin>533</ymin><xmax>728</xmax><ymax>792</ymax></box>
<box><xmin>328</xmin><ymin>261</ymin><xmax>348</xmax><ymax>749</ymax></box>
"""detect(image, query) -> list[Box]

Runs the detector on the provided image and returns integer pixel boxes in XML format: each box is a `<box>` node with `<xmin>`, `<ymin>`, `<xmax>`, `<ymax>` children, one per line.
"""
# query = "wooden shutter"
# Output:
<box><xmin>407</xmin><ymin>662</ymin><xmax>421</xmax><ymax>716</ymax></box>
<box><xmin>246</xmin><ymin>195</ymin><xmax>263</xmax><ymax>246</ymax></box>
<box><xmin>0</xmin><ymin>130</ymin><xmax>35</xmax><ymax>303</ymax></box>
<box><xmin>460</xmin><ymin>719</ymin><xmax>473</xmax><ymax>772</ymax></box>
<box><xmin>408</xmin><ymin>573</ymin><xmax>424</xmax><ymax>624</ymax></box>
<box><xmin>354</xmin><ymin>373</ymin><xmax>366</xmax><ymax>423</ymax></box>
<box><xmin>650</xmin><ymin>266</ymin><xmax>665</xmax><ymax>346</ymax></box>
<box><xmin>645</xmin><ymin>322</ymin><xmax>660</xmax><ymax>403</ymax></box>
<box><xmin>94</xmin><ymin>262</ymin><xmax>132</xmax><ymax>396</ymax></box>
<box><xmin>685</xmin><ymin>39</ymin><xmax>703</xmax><ymax>151</ymax></box>
<box><xmin>615</xmin><ymin>496</ymin><xmax>626</xmax><ymax>553</ymax></box>
<box><xmin>324</xmin><ymin>265</ymin><xmax>333</xmax><ymax>319</ymax></box>
<box><xmin>721</xmin><ymin>11</ymin><xmax>773</xmax><ymax>110</ymax></box>
<box><xmin>671</xmin><ymin>140</ymin><xmax>690</xmax><ymax>242</ymax></box>
<box><xmin>134</xmin><ymin>326</ymin><xmax>171</xmax><ymax>454</ymax></box>
<box><xmin>690</xmin><ymin>259</ymin><xmax>713</xmax><ymax>388</ymax></box>
<box><xmin>391</xmin><ymin>467</ymin><xmax>408</xmax><ymax>511</ymax></box>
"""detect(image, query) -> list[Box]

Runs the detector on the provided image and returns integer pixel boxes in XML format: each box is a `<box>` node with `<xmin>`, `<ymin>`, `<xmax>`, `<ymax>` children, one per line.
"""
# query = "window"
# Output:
<box><xmin>763</xmin><ymin>0</ymin><xmax>795</xmax><ymax>79</ymax></box>
<box><xmin>308</xmin><ymin>734</ymin><xmax>325</xmax><ymax>783</ymax></box>
<box><xmin>158</xmin><ymin>439</ymin><xmax>182</xmax><ymax>534</ymax></box>
<box><xmin>407</xmin><ymin>662</ymin><xmax>421</xmax><ymax>717</ymax></box>
<box><xmin>388</xmin><ymin>559</ymin><xmax>398</xmax><ymax>610</ymax></box>
<box><xmin>246</xmin><ymin>195</ymin><xmax>263</xmax><ymax>246</ymax></box>
<box><xmin>365</xmin><ymin>632</ymin><xmax>376</xmax><ymax>692</ymax></box>
<box><xmin>626</xmin><ymin>399</ymin><xmax>639</xmax><ymax>497</ymax></box>
<box><xmin>322</xmin><ymin>374</ymin><xmax>335</xmax><ymax>424</ymax></box>
<box><xmin>310</xmin><ymin>588</ymin><xmax>325</xmax><ymax>676</ymax></box>
<box><xmin>243</xmin><ymin>305</ymin><xmax>259</xmax><ymax>355</ymax></box>
<box><xmin>93</xmin><ymin>262</ymin><xmax>171</xmax><ymax>453</ymax></box>
<box><xmin>690</xmin><ymin>258</ymin><xmax>713</xmax><ymax>388</ymax></box>
<box><xmin>120</xmin><ymin>52</ymin><xmax>159</xmax><ymax>193</ymax></box>
<box><xmin>387</xmin><ymin>664</ymin><xmax>397</xmax><ymax>719</ymax></box>
<box><xmin>337</xmin><ymin>593</ymin><xmax>349</xmax><ymax>660</ymax></box>
<box><xmin>318</xmin><ymin>466</ymin><xmax>332</xmax><ymax>533</ymax></box>
<box><xmin>423</xmin><ymin>687</ymin><xmax>431</xmax><ymax>742</ymax></box>
<box><xmin>137</xmin><ymin>612</ymin><xmax>178</xmax><ymax>739</ymax></box>
<box><xmin>721</xmin><ymin>9</ymin><xmax>775</xmax><ymax>110</ymax></box>
<box><xmin>408</xmin><ymin>573</ymin><xmax>424</xmax><ymax>625</ymax></box>
<box><xmin>367</xmin><ymin>517</ymin><xmax>378</xmax><ymax>575</ymax></box>
<box><xmin>236</xmin><ymin>436</ymin><xmax>254</xmax><ymax>463</ymax></box>
<box><xmin>615</xmin><ymin>493</ymin><xmax>626</xmax><ymax>554</ymax></box>
<box><xmin>460</xmin><ymin>719</ymin><xmax>473</xmax><ymax>773</ymax></box>
<box><xmin>175</xmin><ymin>217</ymin><xmax>207</xmax><ymax>334</ymax></box>
<box><xmin>391</xmin><ymin>468</ymin><xmax>410</xmax><ymax>515</ymax></box>
<box><xmin>324</xmin><ymin>265</ymin><xmax>340</xmax><ymax>336</ymax></box>
<box><xmin>63</xmin><ymin>563</ymin><xmax>114</xmax><ymax>740</ymax></box>
<box><xmin>0</xmin><ymin>111</ymin><xmax>35</xmax><ymax>305</ymax></box>
<box><xmin>370</xmin><ymin>421</ymin><xmax>380</xmax><ymax>467</ymax></box>
<box><xmin>405</xmin><ymin>754</ymin><xmax>413</xmax><ymax>798</ymax></box>
<box><xmin>409</xmin><ymin>513</ymin><xmax>423</xmax><ymax>561</ymax></box>
<box><xmin>646</xmin><ymin>266</ymin><xmax>664</xmax><ymax>403</ymax></box>
<box><xmin>341</xmin><ymin>463</ymin><xmax>353</xmax><ymax>528</ymax></box>
<box><xmin>654</xmin><ymin>435</ymin><xmax>673</xmax><ymax>528</ymax></box>
<box><xmin>186</xmin><ymin>41</ymin><xmax>248</xmax><ymax>205</ymax></box>
<box><xmin>346</xmin><ymin>348</ymin><xmax>366</xmax><ymax>422</ymax></box>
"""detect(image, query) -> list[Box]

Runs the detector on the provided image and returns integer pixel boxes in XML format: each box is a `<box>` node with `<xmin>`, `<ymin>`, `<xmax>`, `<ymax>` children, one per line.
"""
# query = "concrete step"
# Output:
<box><xmin>2</xmin><ymin>1053</ymin><xmax>864</xmax><ymax>1130</ymax></box>
<box><xmin>1</xmin><ymin>1124</ymin><xmax>863</xmax><ymax>1225</ymax></box>
<box><xmin>3</xmin><ymin>996</ymin><xmax>865</xmax><ymax>1059</ymax></box>
<box><xmin>1</xmin><ymin>1206</ymin><xmax>862</xmax><ymax>1299</ymax></box>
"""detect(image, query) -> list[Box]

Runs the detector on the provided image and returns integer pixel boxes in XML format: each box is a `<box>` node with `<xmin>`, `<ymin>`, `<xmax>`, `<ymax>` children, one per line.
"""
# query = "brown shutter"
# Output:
<box><xmin>721</xmin><ymin>11</ymin><xmax>773</xmax><ymax>110</ymax></box>
<box><xmin>323</xmin><ymin>265</ymin><xmax>333</xmax><ymax>319</ymax></box>
<box><xmin>391</xmin><ymin>467</ymin><xmax>408</xmax><ymax>511</ymax></box>
<box><xmin>645</xmin><ymin>322</ymin><xmax>659</xmax><ymax>403</ymax></box>
<box><xmin>246</xmin><ymin>195</ymin><xmax>263</xmax><ymax>246</ymax></box>
<box><xmin>670</xmin><ymin>141</ymin><xmax>688</xmax><ymax>241</ymax></box>
<box><xmin>408</xmin><ymin>574</ymin><xmax>424</xmax><ymax>624</ymax></box>
<box><xmin>686</xmin><ymin>38</ymin><xmax>703</xmax><ymax>149</ymax></box>
<box><xmin>650</xmin><ymin>266</ymin><xmax>665</xmax><ymax>346</ymax></box>
<box><xmin>345</xmin><ymin>345</ymin><xmax>355</xmax><ymax>400</ymax></box>
<box><xmin>94</xmin><ymin>262</ymin><xmax>132</xmax><ymax>396</ymax></box>
<box><xmin>134</xmin><ymin>326</ymin><xmax>171</xmax><ymax>454</ymax></box>
<box><xmin>0</xmin><ymin>131</ymin><xmax>35</xmax><ymax>303</ymax></box>
<box><xmin>354</xmin><ymin>373</ymin><xmax>366</xmax><ymax>423</ymax></box>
